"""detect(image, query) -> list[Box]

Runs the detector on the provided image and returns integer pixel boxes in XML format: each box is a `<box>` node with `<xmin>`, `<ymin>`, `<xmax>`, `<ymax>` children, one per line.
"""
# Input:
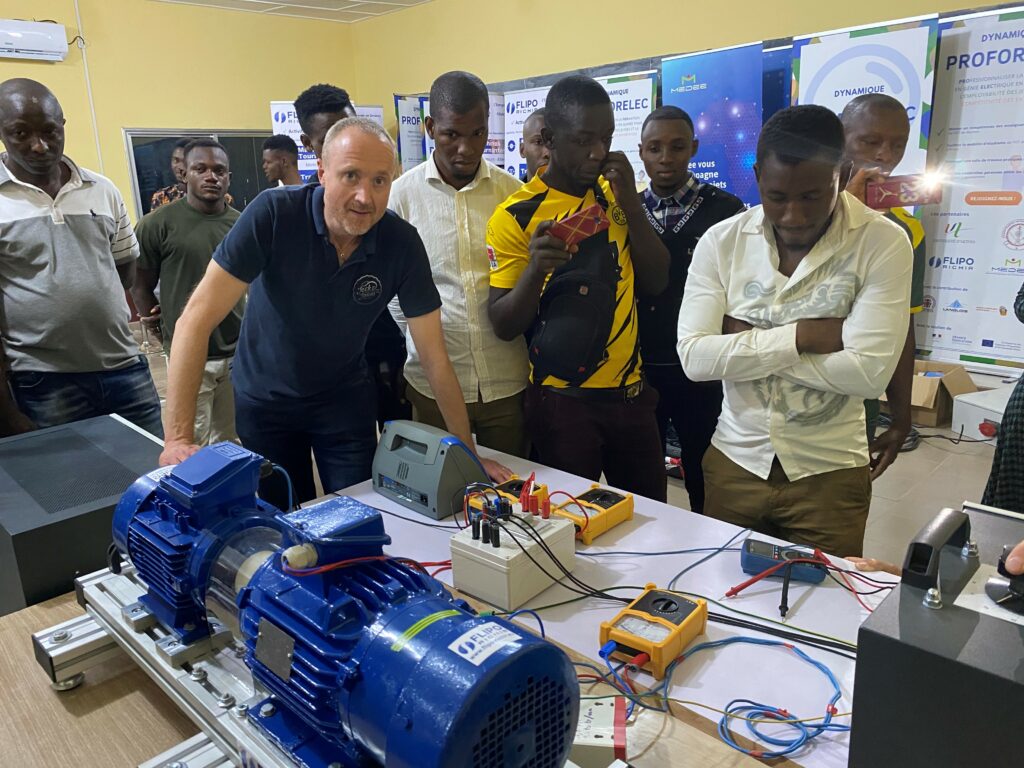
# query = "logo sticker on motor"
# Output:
<box><xmin>448</xmin><ymin>622</ymin><xmax>520</xmax><ymax>666</ymax></box>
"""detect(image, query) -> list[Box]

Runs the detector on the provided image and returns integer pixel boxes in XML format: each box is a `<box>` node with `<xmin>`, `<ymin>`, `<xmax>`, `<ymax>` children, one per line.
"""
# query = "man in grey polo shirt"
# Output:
<box><xmin>0</xmin><ymin>78</ymin><xmax>162</xmax><ymax>437</ymax></box>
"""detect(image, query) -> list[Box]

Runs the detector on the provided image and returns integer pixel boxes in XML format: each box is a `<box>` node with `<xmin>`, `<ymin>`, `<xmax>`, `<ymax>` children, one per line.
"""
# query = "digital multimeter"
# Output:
<box><xmin>553</xmin><ymin>484</ymin><xmax>633</xmax><ymax>544</ymax></box>
<box><xmin>599</xmin><ymin>584</ymin><xmax>707</xmax><ymax>679</ymax></box>
<box><xmin>740</xmin><ymin>539</ymin><xmax>827</xmax><ymax>584</ymax></box>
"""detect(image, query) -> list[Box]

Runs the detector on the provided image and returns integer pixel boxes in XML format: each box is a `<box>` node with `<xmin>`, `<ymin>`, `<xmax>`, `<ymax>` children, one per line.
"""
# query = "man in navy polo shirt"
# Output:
<box><xmin>160</xmin><ymin>117</ymin><xmax>509</xmax><ymax>507</ymax></box>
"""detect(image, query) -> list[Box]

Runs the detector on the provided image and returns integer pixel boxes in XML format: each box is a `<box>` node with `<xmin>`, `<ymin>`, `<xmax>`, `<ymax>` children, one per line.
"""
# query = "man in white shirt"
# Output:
<box><xmin>677</xmin><ymin>105</ymin><xmax>912</xmax><ymax>556</ymax></box>
<box><xmin>389</xmin><ymin>71</ymin><xmax>529</xmax><ymax>456</ymax></box>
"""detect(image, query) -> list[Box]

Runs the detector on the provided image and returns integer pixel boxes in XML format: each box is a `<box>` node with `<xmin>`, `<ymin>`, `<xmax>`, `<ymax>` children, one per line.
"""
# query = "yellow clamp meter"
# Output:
<box><xmin>553</xmin><ymin>484</ymin><xmax>633</xmax><ymax>544</ymax></box>
<box><xmin>599</xmin><ymin>584</ymin><xmax>708</xmax><ymax>679</ymax></box>
<box><xmin>467</xmin><ymin>476</ymin><xmax>549</xmax><ymax>513</ymax></box>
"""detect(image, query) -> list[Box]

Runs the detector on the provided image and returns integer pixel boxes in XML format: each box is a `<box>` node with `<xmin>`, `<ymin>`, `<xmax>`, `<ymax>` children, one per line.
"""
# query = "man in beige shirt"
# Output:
<box><xmin>389</xmin><ymin>71</ymin><xmax>528</xmax><ymax>456</ymax></box>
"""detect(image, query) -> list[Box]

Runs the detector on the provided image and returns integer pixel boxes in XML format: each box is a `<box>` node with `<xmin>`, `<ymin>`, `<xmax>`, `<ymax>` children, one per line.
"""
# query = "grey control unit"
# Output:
<box><xmin>371</xmin><ymin>420</ymin><xmax>488</xmax><ymax>520</ymax></box>
<box><xmin>850</xmin><ymin>503</ymin><xmax>1024</xmax><ymax>768</ymax></box>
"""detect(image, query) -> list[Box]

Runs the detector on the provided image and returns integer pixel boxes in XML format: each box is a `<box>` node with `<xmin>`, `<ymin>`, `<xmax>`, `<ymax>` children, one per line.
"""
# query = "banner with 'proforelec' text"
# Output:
<box><xmin>918</xmin><ymin>12</ymin><xmax>1024</xmax><ymax>372</ymax></box>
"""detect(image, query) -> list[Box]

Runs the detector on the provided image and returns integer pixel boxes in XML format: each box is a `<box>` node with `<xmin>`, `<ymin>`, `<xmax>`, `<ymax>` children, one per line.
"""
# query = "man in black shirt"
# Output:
<box><xmin>637</xmin><ymin>106</ymin><xmax>745</xmax><ymax>513</ymax></box>
<box><xmin>294</xmin><ymin>83</ymin><xmax>411</xmax><ymax>430</ymax></box>
<box><xmin>161</xmin><ymin>118</ymin><xmax>510</xmax><ymax>508</ymax></box>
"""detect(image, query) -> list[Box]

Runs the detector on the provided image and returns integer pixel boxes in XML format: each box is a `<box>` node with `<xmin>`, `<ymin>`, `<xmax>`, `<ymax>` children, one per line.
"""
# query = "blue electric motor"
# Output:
<box><xmin>113</xmin><ymin>444</ymin><xmax>580</xmax><ymax>768</ymax></box>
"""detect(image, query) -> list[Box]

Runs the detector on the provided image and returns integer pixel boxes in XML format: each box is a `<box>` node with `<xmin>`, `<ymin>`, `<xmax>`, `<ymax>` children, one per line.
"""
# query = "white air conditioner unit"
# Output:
<box><xmin>0</xmin><ymin>19</ymin><xmax>68</xmax><ymax>62</ymax></box>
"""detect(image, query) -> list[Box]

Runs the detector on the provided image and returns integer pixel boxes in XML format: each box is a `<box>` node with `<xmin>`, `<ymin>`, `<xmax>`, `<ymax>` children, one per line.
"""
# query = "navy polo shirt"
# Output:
<box><xmin>212</xmin><ymin>184</ymin><xmax>441</xmax><ymax>401</ymax></box>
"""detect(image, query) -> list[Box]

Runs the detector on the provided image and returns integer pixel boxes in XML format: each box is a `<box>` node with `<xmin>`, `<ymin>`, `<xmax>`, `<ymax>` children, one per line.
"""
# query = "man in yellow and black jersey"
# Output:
<box><xmin>487</xmin><ymin>75</ymin><xmax>670</xmax><ymax>501</ymax></box>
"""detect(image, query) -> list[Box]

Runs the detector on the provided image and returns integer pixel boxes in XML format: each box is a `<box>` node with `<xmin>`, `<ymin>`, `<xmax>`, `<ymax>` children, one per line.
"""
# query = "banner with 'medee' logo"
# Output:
<box><xmin>662</xmin><ymin>44</ymin><xmax>764</xmax><ymax>205</ymax></box>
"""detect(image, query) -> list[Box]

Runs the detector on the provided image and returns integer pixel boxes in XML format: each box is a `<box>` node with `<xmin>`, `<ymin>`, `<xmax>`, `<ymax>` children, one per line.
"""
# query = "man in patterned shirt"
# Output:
<box><xmin>488</xmin><ymin>76</ymin><xmax>670</xmax><ymax>501</ymax></box>
<box><xmin>150</xmin><ymin>138</ymin><xmax>189</xmax><ymax>210</ymax></box>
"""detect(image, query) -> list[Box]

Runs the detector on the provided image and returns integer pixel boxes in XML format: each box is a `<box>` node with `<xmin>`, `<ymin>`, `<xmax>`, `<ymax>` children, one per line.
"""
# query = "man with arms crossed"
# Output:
<box><xmin>678</xmin><ymin>105</ymin><xmax>912</xmax><ymax>556</ymax></box>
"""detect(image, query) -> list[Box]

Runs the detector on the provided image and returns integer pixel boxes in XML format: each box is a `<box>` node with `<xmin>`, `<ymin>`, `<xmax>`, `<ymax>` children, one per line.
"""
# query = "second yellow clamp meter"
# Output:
<box><xmin>599</xmin><ymin>584</ymin><xmax>708</xmax><ymax>679</ymax></box>
<box><xmin>553</xmin><ymin>484</ymin><xmax>633</xmax><ymax>544</ymax></box>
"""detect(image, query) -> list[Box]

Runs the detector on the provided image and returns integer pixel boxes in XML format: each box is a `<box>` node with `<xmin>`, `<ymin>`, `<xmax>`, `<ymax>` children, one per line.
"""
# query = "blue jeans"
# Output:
<box><xmin>234</xmin><ymin>375</ymin><xmax>377</xmax><ymax>510</ymax></box>
<box><xmin>9</xmin><ymin>356</ymin><xmax>164</xmax><ymax>438</ymax></box>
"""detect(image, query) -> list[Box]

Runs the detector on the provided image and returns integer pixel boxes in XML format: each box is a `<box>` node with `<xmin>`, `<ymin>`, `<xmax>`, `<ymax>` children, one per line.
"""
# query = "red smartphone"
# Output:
<box><xmin>548</xmin><ymin>203</ymin><xmax>610</xmax><ymax>246</ymax></box>
<box><xmin>866</xmin><ymin>175</ymin><xmax>943</xmax><ymax>209</ymax></box>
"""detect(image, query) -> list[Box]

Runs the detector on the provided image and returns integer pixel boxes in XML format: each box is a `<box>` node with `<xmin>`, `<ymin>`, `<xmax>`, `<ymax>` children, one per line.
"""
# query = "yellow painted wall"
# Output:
<box><xmin>351</xmin><ymin>0</ymin><xmax>975</xmax><ymax>132</ymax></box>
<box><xmin>0</xmin><ymin>0</ymin><xmax>352</xmax><ymax>212</ymax></box>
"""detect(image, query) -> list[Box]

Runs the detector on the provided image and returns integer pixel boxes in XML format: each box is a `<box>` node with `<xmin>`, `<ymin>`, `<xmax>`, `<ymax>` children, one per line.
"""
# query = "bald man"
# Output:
<box><xmin>161</xmin><ymin>117</ymin><xmax>510</xmax><ymax>509</ymax></box>
<box><xmin>0</xmin><ymin>78</ymin><xmax>162</xmax><ymax>438</ymax></box>
<box><xmin>841</xmin><ymin>93</ymin><xmax>925</xmax><ymax>480</ymax></box>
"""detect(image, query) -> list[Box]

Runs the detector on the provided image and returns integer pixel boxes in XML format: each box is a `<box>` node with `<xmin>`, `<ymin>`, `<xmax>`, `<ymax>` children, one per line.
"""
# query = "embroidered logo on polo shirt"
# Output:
<box><xmin>487</xmin><ymin>245</ymin><xmax>499</xmax><ymax>271</ymax></box>
<box><xmin>353</xmin><ymin>274</ymin><xmax>383</xmax><ymax>305</ymax></box>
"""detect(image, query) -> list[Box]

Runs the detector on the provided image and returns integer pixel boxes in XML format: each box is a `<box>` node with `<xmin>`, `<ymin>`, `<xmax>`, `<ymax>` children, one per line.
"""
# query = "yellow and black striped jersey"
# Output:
<box><xmin>487</xmin><ymin>174</ymin><xmax>642</xmax><ymax>389</ymax></box>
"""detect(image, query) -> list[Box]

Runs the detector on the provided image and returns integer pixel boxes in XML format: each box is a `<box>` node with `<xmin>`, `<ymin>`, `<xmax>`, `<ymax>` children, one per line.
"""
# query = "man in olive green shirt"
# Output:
<box><xmin>132</xmin><ymin>138</ymin><xmax>244</xmax><ymax>443</ymax></box>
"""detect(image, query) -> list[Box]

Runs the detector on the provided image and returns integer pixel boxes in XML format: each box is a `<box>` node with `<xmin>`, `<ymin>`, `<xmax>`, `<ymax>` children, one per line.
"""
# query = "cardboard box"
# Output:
<box><xmin>881</xmin><ymin>361</ymin><xmax>978</xmax><ymax>427</ymax></box>
<box><xmin>952</xmin><ymin>384</ymin><xmax>1016</xmax><ymax>441</ymax></box>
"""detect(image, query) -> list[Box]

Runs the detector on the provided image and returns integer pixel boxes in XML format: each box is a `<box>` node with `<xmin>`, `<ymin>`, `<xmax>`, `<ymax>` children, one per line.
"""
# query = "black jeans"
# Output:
<box><xmin>234</xmin><ymin>376</ymin><xmax>377</xmax><ymax>510</ymax></box>
<box><xmin>645</xmin><ymin>364</ymin><xmax>723</xmax><ymax>514</ymax></box>
<box><xmin>524</xmin><ymin>381</ymin><xmax>666</xmax><ymax>502</ymax></box>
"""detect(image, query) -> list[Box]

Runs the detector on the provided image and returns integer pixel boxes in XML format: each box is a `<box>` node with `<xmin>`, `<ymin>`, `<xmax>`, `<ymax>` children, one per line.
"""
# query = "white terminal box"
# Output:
<box><xmin>450</xmin><ymin>512</ymin><xmax>576</xmax><ymax>611</ymax></box>
<box><xmin>952</xmin><ymin>384</ymin><xmax>1015</xmax><ymax>441</ymax></box>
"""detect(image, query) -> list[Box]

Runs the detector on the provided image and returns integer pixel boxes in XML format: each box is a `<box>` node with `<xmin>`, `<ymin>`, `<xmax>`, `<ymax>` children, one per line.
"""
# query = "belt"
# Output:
<box><xmin>545</xmin><ymin>379</ymin><xmax>645</xmax><ymax>403</ymax></box>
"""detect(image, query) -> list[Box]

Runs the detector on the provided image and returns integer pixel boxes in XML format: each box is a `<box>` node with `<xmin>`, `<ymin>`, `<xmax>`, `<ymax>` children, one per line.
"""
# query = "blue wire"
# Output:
<box><xmin>272</xmin><ymin>464</ymin><xmax>294</xmax><ymax>511</ymax></box>
<box><xmin>667</xmin><ymin>528</ymin><xmax>749</xmax><ymax>590</ymax></box>
<box><xmin>507</xmin><ymin>609</ymin><xmax>545</xmax><ymax>638</ymax></box>
<box><xmin>580</xmin><ymin>547</ymin><xmax>742</xmax><ymax>557</ymax></box>
<box><xmin>599</xmin><ymin>652</ymin><xmax>637</xmax><ymax>718</ymax></box>
<box><xmin>659</xmin><ymin>635</ymin><xmax>850</xmax><ymax>759</ymax></box>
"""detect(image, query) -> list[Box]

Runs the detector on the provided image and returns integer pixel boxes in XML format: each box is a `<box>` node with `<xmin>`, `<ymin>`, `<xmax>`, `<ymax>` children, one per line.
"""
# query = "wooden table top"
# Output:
<box><xmin>0</xmin><ymin>592</ymin><xmax>765</xmax><ymax>768</ymax></box>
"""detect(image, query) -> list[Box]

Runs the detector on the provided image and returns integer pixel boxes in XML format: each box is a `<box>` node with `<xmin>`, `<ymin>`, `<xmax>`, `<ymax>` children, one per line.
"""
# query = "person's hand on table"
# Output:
<box><xmin>845</xmin><ymin>555</ymin><xmax>901</xmax><ymax>577</ymax></box>
<box><xmin>0</xmin><ymin>406</ymin><xmax>35</xmax><ymax>437</ymax></box>
<box><xmin>160</xmin><ymin>439</ymin><xmax>200</xmax><ymax>466</ymax></box>
<box><xmin>481</xmin><ymin>457</ymin><xmax>513</xmax><ymax>484</ymax></box>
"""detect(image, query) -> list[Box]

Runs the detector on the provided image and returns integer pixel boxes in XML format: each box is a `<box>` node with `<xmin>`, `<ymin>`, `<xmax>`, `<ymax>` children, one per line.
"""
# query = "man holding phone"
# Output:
<box><xmin>487</xmin><ymin>75</ymin><xmax>670</xmax><ymax>501</ymax></box>
<box><xmin>841</xmin><ymin>93</ymin><xmax>926</xmax><ymax>478</ymax></box>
